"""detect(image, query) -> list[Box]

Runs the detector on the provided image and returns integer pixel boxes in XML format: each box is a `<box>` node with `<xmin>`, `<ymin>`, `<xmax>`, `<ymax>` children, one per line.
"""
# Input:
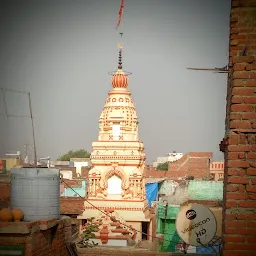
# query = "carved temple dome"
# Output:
<box><xmin>111</xmin><ymin>69</ymin><xmax>128</xmax><ymax>88</ymax></box>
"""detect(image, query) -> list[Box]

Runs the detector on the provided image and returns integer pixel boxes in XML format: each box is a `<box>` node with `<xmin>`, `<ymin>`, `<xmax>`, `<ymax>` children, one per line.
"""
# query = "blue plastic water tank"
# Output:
<box><xmin>10</xmin><ymin>168</ymin><xmax>60</xmax><ymax>221</ymax></box>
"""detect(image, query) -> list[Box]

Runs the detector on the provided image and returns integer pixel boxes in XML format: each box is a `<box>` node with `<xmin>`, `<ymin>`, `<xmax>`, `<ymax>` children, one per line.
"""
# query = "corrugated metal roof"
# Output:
<box><xmin>145</xmin><ymin>178</ymin><xmax>166</xmax><ymax>184</ymax></box>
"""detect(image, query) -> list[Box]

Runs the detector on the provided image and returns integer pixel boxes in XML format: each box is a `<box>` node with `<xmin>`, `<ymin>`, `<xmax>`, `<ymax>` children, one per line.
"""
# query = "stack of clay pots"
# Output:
<box><xmin>0</xmin><ymin>208</ymin><xmax>24</xmax><ymax>222</ymax></box>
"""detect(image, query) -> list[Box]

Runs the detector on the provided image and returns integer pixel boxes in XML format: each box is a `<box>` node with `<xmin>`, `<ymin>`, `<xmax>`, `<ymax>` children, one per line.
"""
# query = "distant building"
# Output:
<box><xmin>210</xmin><ymin>161</ymin><xmax>224</xmax><ymax>181</ymax></box>
<box><xmin>69</xmin><ymin>158</ymin><xmax>91</xmax><ymax>175</ymax></box>
<box><xmin>152</xmin><ymin>152</ymin><xmax>183</xmax><ymax>167</ymax></box>
<box><xmin>52</xmin><ymin>161</ymin><xmax>70</xmax><ymax>168</ymax></box>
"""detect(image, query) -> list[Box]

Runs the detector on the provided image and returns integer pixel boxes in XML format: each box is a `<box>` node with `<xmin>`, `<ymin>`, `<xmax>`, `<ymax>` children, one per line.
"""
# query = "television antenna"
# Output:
<box><xmin>187</xmin><ymin>65</ymin><xmax>228</xmax><ymax>73</ymax></box>
<box><xmin>0</xmin><ymin>88</ymin><xmax>37</xmax><ymax>166</ymax></box>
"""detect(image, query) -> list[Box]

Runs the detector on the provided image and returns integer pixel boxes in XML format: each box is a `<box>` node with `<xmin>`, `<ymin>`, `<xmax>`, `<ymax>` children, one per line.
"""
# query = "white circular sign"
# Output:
<box><xmin>176</xmin><ymin>203</ymin><xmax>217</xmax><ymax>246</ymax></box>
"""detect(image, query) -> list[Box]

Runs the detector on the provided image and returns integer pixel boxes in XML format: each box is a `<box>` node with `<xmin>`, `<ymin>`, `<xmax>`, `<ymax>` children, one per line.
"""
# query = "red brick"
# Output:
<box><xmin>226</xmin><ymin>192</ymin><xmax>248</xmax><ymax>199</ymax></box>
<box><xmin>232</xmin><ymin>87</ymin><xmax>255</xmax><ymax>96</ymax></box>
<box><xmin>241</xmin><ymin>112</ymin><xmax>256</xmax><ymax>119</ymax></box>
<box><xmin>234</xmin><ymin>63</ymin><xmax>246</xmax><ymax>71</ymax></box>
<box><xmin>247</xmin><ymin>221</ymin><xmax>256</xmax><ymax>228</ymax></box>
<box><xmin>227</xmin><ymin>177</ymin><xmax>249</xmax><ymax>184</ymax></box>
<box><xmin>230</xmin><ymin>120</ymin><xmax>251</xmax><ymax>129</ymax></box>
<box><xmin>228</xmin><ymin>169</ymin><xmax>238</xmax><ymax>175</ymax></box>
<box><xmin>225</xmin><ymin>243</ymin><xmax>256</xmax><ymax>250</ymax></box>
<box><xmin>223</xmin><ymin>252</ymin><xmax>248</xmax><ymax>256</ymax></box>
<box><xmin>228</xmin><ymin>134</ymin><xmax>246</xmax><ymax>144</ymax></box>
<box><xmin>231</xmin><ymin>96</ymin><xmax>244</xmax><ymax>103</ymax></box>
<box><xmin>231</xmin><ymin>34</ymin><xmax>247</xmax><ymax>40</ymax></box>
<box><xmin>227</xmin><ymin>160</ymin><xmax>250</xmax><ymax>168</ymax></box>
<box><xmin>225</xmin><ymin>200</ymin><xmax>237</xmax><ymax>208</ymax></box>
<box><xmin>247</xmin><ymin>168</ymin><xmax>256</xmax><ymax>175</ymax></box>
<box><xmin>237</xmin><ymin>214</ymin><xmax>256</xmax><ymax>220</ymax></box>
<box><xmin>228</xmin><ymin>169</ymin><xmax>245</xmax><ymax>176</ymax></box>
<box><xmin>240</xmin><ymin>228</ymin><xmax>256</xmax><ymax>235</ymax></box>
<box><xmin>233</xmin><ymin>71</ymin><xmax>256</xmax><ymax>79</ymax></box>
<box><xmin>248</xmin><ymin>152</ymin><xmax>256</xmax><ymax>159</ymax></box>
<box><xmin>249</xmin><ymin>194</ymin><xmax>256</xmax><ymax>200</ymax></box>
<box><xmin>225</xmin><ymin>214</ymin><xmax>237</xmax><ymax>220</ymax></box>
<box><xmin>224</xmin><ymin>235</ymin><xmax>245</xmax><ymax>242</ymax></box>
<box><xmin>246</xmin><ymin>63</ymin><xmax>256</xmax><ymax>71</ymax></box>
<box><xmin>228</xmin><ymin>145</ymin><xmax>251</xmax><ymax>152</ymax></box>
<box><xmin>238</xmin><ymin>201</ymin><xmax>256</xmax><ymax>208</ymax></box>
<box><xmin>227</xmin><ymin>184</ymin><xmax>239</xmax><ymax>191</ymax></box>
<box><xmin>246</xmin><ymin>185</ymin><xmax>256</xmax><ymax>192</ymax></box>
<box><xmin>0</xmin><ymin>184</ymin><xmax>10</xmax><ymax>199</ymax></box>
<box><xmin>244</xmin><ymin>96</ymin><xmax>256</xmax><ymax>103</ymax></box>
<box><xmin>247</xmin><ymin>236</ymin><xmax>256</xmax><ymax>243</ymax></box>
<box><xmin>247</xmin><ymin>79</ymin><xmax>256</xmax><ymax>87</ymax></box>
<box><xmin>233</xmin><ymin>56</ymin><xmax>254</xmax><ymax>63</ymax></box>
<box><xmin>227</xmin><ymin>152</ymin><xmax>240</xmax><ymax>159</ymax></box>
<box><xmin>238</xmin><ymin>152</ymin><xmax>246</xmax><ymax>158</ymax></box>
<box><xmin>233</xmin><ymin>79</ymin><xmax>246</xmax><ymax>86</ymax></box>
<box><xmin>249</xmin><ymin>160</ymin><xmax>256</xmax><ymax>167</ymax></box>
<box><xmin>231</xmin><ymin>104</ymin><xmax>254</xmax><ymax>111</ymax></box>
<box><xmin>230</xmin><ymin>113</ymin><xmax>242</xmax><ymax>119</ymax></box>
<box><xmin>226</xmin><ymin>220</ymin><xmax>246</xmax><ymax>229</ymax></box>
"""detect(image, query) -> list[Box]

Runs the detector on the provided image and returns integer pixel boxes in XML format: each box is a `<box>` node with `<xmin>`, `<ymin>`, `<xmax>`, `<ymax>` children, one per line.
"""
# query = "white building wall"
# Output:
<box><xmin>153</xmin><ymin>153</ymin><xmax>183</xmax><ymax>167</ymax></box>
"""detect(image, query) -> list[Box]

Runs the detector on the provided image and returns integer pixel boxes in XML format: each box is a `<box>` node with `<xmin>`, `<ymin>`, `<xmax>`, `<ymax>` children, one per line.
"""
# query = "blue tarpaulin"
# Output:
<box><xmin>145</xmin><ymin>183</ymin><xmax>159</xmax><ymax>207</ymax></box>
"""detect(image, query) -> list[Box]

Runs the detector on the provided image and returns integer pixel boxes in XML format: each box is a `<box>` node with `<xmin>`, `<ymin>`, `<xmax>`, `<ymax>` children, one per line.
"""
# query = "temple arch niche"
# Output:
<box><xmin>107</xmin><ymin>175</ymin><xmax>122</xmax><ymax>195</ymax></box>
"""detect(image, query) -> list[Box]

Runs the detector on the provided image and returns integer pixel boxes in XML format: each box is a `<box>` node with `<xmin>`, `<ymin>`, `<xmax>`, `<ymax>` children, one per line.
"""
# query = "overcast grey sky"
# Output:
<box><xmin>0</xmin><ymin>0</ymin><xmax>231</xmax><ymax>163</ymax></box>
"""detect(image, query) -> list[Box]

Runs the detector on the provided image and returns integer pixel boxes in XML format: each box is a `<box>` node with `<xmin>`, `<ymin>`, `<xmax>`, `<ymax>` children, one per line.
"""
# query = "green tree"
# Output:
<box><xmin>57</xmin><ymin>149</ymin><xmax>91</xmax><ymax>161</ymax></box>
<box><xmin>156</xmin><ymin>161</ymin><xmax>169</xmax><ymax>171</ymax></box>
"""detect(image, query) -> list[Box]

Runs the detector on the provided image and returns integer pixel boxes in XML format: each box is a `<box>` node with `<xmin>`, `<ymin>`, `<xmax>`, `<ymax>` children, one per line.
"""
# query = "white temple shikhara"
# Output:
<box><xmin>79</xmin><ymin>40</ymin><xmax>152</xmax><ymax>243</ymax></box>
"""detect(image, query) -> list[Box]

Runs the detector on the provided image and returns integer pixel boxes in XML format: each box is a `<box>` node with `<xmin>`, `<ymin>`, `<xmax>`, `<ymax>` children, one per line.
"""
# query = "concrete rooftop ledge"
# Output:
<box><xmin>0</xmin><ymin>216</ymin><xmax>70</xmax><ymax>234</ymax></box>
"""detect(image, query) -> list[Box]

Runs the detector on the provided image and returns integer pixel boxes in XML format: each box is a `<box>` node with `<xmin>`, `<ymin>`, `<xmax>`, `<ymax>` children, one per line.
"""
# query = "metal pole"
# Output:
<box><xmin>163</xmin><ymin>201</ymin><xmax>168</xmax><ymax>235</ymax></box>
<box><xmin>28</xmin><ymin>93</ymin><xmax>37</xmax><ymax>166</ymax></box>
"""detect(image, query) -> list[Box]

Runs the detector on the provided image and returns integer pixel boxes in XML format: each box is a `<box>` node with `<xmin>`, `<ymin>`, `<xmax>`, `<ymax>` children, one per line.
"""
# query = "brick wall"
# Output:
<box><xmin>169</xmin><ymin>152</ymin><xmax>212</xmax><ymax>179</ymax></box>
<box><xmin>223</xmin><ymin>0</ymin><xmax>256</xmax><ymax>255</ymax></box>
<box><xmin>80</xmin><ymin>166</ymin><xmax>90</xmax><ymax>178</ymax></box>
<box><xmin>60</xmin><ymin>198</ymin><xmax>84</xmax><ymax>215</ymax></box>
<box><xmin>0</xmin><ymin>217</ymin><xmax>72</xmax><ymax>256</ymax></box>
<box><xmin>145</xmin><ymin>152</ymin><xmax>212</xmax><ymax>179</ymax></box>
<box><xmin>0</xmin><ymin>175</ymin><xmax>10</xmax><ymax>209</ymax></box>
<box><xmin>144</xmin><ymin>167</ymin><xmax>168</xmax><ymax>178</ymax></box>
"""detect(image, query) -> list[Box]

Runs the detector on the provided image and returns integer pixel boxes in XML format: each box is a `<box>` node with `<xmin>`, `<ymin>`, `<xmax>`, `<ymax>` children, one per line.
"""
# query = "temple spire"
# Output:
<box><xmin>118</xmin><ymin>32</ymin><xmax>123</xmax><ymax>70</ymax></box>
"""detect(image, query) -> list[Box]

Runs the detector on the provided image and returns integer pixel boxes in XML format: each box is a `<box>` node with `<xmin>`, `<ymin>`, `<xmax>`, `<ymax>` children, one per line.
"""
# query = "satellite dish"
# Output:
<box><xmin>176</xmin><ymin>203</ymin><xmax>217</xmax><ymax>246</ymax></box>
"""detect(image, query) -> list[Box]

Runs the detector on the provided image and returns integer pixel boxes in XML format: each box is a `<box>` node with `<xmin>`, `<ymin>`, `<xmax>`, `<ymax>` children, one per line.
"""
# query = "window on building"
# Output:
<box><xmin>107</xmin><ymin>175</ymin><xmax>122</xmax><ymax>195</ymax></box>
<box><xmin>112</xmin><ymin>123</ymin><xmax>120</xmax><ymax>139</ymax></box>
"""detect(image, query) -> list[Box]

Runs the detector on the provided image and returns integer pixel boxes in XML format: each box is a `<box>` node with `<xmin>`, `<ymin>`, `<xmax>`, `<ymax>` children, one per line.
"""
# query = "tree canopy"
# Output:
<box><xmin>156</xmin><ymin>161</ymin><xmax>169</xmax><ymax>171</ymax></box>
<box><xmin>57</xmin><ymin>149</ymin><xmax>91</xmax><ymax>161</ymax></box>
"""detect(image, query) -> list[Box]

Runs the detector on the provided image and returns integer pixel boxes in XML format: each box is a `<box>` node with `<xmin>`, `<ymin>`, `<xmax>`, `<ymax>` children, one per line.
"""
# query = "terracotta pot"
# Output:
<box><xmin>0</xmin><ymin>208</ymin><xmax>13</xmax><ymax>222</ymax></box>
<box><xmin>12</xmin><ymin>208</ymin><xmax>24</xmax><ymax>222</ymax></box>
<box><xmin>99</xmin><ymin>225</ymin><xmax>109</xmax><ymax>244</ymax></box>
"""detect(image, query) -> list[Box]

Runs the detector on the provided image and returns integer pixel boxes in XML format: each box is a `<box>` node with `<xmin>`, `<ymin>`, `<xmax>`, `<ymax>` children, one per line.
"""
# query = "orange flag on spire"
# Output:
<box><xmin>116</xmin><ymin>0</ymin><xmax>124</xmax><ymax>29</ymax></box>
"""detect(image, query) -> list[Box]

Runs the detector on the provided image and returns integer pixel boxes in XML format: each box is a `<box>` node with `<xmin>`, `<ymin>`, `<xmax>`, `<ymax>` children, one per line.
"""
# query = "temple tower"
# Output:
<box><xmin>79</xmin><ymin>38</ymin><xmax>151</xmax><ymax>242</ymax></box>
